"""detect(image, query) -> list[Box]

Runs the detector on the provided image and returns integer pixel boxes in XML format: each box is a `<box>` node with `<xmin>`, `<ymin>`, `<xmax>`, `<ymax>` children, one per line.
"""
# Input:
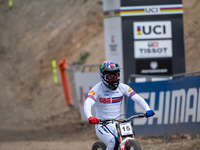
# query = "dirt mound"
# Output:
<box><xmin>0</xmin><ymin>0</ymin><xmax>104</xmax><ymax>129</ymax></box>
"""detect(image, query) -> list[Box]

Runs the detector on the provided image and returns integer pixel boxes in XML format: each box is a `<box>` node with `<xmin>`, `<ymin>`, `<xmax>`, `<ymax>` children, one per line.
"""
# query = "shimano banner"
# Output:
<box><xmin>126</xmin><ymin>75</ymin><xmax>200</xmax><ymax>136</ymax></box>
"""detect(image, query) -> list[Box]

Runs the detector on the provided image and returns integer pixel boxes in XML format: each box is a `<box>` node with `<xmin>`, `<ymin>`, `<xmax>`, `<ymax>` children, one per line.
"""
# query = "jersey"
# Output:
<box><xmin>84</xmin><ymin>81</ymin><xmax>150</xmax><ymax>120</ymax></box>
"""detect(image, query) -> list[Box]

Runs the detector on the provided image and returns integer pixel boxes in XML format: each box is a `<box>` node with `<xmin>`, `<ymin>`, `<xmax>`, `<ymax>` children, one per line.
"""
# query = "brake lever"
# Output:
<box><xmin>99</xmin><ymin>119</ymin><xmax>109</xmax><ymax>126</ymax></box>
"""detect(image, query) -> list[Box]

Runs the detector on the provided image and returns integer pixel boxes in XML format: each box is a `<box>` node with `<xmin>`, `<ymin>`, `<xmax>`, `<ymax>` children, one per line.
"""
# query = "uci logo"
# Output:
<box><xmin>99</xmin><ymin>97</ymin><xmax>111</xmax><ymax>104</ymax></box>
<box><xmin>137</xmin><ymin>25</ymin><xmax>166</xmax><ymax>35</ymax></box>
<box><xmin>134</xmin><ymin>21</ymin><xmax>172</xmax><ymax>39</ymax></box>
<box><xmin>145</xmin><ymin>7</ymin><xmax>159</xmax><ymax>13</ymax></box>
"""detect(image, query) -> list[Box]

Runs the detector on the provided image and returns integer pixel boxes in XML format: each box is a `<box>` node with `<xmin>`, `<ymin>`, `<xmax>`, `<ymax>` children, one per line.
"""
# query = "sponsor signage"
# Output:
<box><xmin>133</xmin><ymin>21</ymin><xmax>172</xmax><ymax>39</ymax></box>
<box><xmin>126</xmin><ymin>75</ymin><xmax>200</xmax><ymax>136</ymax></box>
<box><xmin>132</xmin><ymin>20</ymin><xmax>174</xmax><ymax>76</ymax></box>
<box><xmin>103</xmin><ymin>0</ymin><xmax>185</xmax><ymax>84</ymax></box>
<box><xmin>120</xmin><ymin>4</ymin><xmax>183</xmax><ymax>16</ymax></box>
<box><xmin>136</xmin><ymin>59</ymin><xmax>172</xmax><ymax>75</ymax></box>
<box><xmin>134</xmin><ymin>40</ymin><xmax>173</xmax><ymax>58</ymax></box>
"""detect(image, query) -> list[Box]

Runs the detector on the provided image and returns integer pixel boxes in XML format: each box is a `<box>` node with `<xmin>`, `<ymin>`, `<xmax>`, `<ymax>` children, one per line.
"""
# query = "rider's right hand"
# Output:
<box><xmin>88</xmin><ymin>117</ymin><xmax>100</xmax><ymax>124</ymax></box>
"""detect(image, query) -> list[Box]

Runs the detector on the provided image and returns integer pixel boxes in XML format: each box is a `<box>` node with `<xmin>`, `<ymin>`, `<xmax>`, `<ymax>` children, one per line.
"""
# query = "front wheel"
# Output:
<box><xmin>91</xmin><ymin>141</ymin><xmax>107</xmax><ymax>150</ymax></box>
<box><xmin>125</xmin><ymin>139</ymin><xmax>141</xmax><ymax>150</ymax></box>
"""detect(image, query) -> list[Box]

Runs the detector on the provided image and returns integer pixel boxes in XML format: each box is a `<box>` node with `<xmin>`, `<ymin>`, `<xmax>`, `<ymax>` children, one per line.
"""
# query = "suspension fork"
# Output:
<box><xmin>116</xmin><ymin>123</ymin><xmax>123</xmax><ymax>143</ymax></box>
<box><xmin>116</xmin><ymin>121</ymin><xmax>136</xmax><ymax>144</ymax></box>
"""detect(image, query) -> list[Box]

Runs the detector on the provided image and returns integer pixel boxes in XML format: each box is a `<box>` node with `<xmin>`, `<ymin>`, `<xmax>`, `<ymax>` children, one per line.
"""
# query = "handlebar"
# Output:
<box><xmin>99</xmin><ymin>113</ymin><xmax>147</xmax><ymax>125</ymax></box>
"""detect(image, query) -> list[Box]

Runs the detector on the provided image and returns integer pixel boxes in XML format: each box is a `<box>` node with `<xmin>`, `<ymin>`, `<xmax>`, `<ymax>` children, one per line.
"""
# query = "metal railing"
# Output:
<box><xmin>127</xmin><ymin>70</ymin><xmax>200</xmax><ymax>83</ymax></box>
<box><xmin>64</xmin><ymin>60</ymin><xmax>200</xmax><ymax>82</ymax></box>
<box><xmin>65</xmin><ymin>61</ymin><xmax>101</xmax><ymax>72</ymax></box>
<box><xmin>172</xmin><ymin>70</ymin><xmax>200</xmax><ymax>78</ymax></box>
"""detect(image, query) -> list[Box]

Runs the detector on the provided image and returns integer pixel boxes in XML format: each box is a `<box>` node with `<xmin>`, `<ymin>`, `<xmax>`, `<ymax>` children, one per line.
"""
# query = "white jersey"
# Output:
<box><xmin>84</xmin><ymin>82</ymin><xmax>150</xmax><ymax>120</ymax></box>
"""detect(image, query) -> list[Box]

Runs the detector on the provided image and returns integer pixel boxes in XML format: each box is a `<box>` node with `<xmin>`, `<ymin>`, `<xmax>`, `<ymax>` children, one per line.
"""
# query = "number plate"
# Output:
<box><xmin>119</xmin><ymin>122</ymin><xmax>133</xmax><ymax>136</ymax></box>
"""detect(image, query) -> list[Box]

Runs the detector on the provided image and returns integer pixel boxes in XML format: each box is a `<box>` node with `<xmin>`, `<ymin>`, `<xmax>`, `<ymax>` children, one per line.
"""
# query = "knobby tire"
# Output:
<box><xmin>125</xmin><ymin>139</ymin><xmax>141</xmax><ymax>150</ymax></box>
<box><xmin>91</xmin><ymin>141</ymin><xmax>107</xmax><ymax>150</ymax></box>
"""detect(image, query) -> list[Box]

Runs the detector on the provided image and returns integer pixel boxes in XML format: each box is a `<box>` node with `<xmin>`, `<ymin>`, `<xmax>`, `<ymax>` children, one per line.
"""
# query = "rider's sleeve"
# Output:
<box><xmin>122</xmin><ymin>83</ymin><xmax>150</xmax><ymax>111</ymax></box>
<box><xmin>84</xmin><ymin>98</ymin><xmax>95</xmax><ymax>119</ymax></box>
<box><xmin>84</xmin><ymin>83</ymin><xmax>99</xmax><ymax>119</ymax></box>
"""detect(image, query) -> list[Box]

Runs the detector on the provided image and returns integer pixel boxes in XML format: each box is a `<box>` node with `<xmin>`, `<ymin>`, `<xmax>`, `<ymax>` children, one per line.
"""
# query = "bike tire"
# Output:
<box><xmin>91</xmin><ymin>141</ymin><xmax>107</xmax><ymax>150</ymax></box>
<box><xmin>125</xmin><ymin>139</ymin><xmax>141</xmax><ymax>150</ymax></box>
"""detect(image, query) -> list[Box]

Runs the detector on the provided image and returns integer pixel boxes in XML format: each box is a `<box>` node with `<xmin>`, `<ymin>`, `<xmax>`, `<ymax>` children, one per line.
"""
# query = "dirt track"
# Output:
<box><xmin>0</xmin><ymin>107</ymin><xmax>200</xmax><ymax>150</ymax></box>
<box><xmin>0</xmin><ymin>116</ymin><xmax>200</xmax><ymax>150</ymax></box>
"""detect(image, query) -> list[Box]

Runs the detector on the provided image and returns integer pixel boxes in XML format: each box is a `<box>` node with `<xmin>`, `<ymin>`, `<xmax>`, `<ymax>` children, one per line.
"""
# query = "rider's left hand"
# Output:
<box><xmin>146</xmin><ymin>110</ymin><xmax>155</xmax><ymax>118</ymax></box>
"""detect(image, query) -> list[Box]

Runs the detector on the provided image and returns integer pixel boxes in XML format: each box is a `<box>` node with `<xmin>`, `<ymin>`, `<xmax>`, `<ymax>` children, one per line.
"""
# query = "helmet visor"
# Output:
<box><xmin>105</xmin><ymin>72</ymin><xmax>120</xmax><ymax>82</ymax></box>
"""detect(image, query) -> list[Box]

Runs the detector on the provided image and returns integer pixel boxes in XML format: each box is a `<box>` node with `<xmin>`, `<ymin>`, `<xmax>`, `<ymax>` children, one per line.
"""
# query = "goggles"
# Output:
<box><xmin>105</xmin><ymin>72</ymin><xmax>120</xmax><ymax>82</ymax></box>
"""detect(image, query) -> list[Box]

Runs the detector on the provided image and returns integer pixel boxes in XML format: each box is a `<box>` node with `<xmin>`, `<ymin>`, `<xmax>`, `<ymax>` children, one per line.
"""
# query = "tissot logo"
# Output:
<box><xmin>134</xmin><ymin>40</ymin><xmax>173</xmax><ymax>58</ymax></box>
<box><xmin>134</xmin><ymin>21</ymin><xmax>172</xmax><ymax>39</ymax></box>
<box><xmin>148</xmin><ymin>41</ymin><xmax>158</xmax><ymax>47</ymax></box>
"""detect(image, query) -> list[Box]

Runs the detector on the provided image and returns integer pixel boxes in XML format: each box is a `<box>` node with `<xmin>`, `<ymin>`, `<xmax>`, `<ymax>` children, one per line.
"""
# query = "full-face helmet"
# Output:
<box><xmin>100</xmin><ymin>60</ymin><xmax>121</xmax><ymax>90</ymax></box>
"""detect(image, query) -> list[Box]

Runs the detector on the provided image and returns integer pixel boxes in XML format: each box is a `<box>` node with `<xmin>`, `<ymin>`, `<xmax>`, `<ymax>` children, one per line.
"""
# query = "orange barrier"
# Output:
<box><xmin>59</xmin><ymin>57</ymin><xmax>74</xmax><ymax>106</ymax></box>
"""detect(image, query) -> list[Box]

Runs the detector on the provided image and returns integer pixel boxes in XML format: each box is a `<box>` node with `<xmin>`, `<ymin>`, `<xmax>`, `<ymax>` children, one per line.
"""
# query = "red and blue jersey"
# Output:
<box><xmin>84</xmin><ymin>82</ymin><xmax>150</xmax><ymax>120</ymax></box>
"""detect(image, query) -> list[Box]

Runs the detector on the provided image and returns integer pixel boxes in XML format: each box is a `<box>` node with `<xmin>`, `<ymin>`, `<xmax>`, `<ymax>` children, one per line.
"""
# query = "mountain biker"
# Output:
<box><xmin>84</xmin><ymin>60</ymin><xmax>155</xmax><ymax>150</ymax></box>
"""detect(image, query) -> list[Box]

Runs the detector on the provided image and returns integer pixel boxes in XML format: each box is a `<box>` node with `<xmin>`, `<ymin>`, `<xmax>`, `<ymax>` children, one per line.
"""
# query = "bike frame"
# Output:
<box><xmin>100</xmin><ymin>113</ymin><xmax>146</xmax><ymax>150</ymax></box>
<box><xmin>116</xmin><ymin>121</ymin><xmax>136</xmax><ymax>150</ymax></box>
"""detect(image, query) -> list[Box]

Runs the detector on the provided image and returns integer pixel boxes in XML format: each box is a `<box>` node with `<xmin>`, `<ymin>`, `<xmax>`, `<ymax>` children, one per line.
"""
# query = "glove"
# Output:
<box><xmin>146</xmin><ymin>110</ymin><xmax>155</xmax><ymax>118</ymax></box>
<box><xmin>88</xmin><ymin>117</ymin><xmax>100</xmax><ymax>124</ymax></box>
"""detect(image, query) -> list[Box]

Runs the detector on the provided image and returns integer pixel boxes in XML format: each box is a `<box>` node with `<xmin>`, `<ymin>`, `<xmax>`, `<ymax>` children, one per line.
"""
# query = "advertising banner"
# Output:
<box><xmin>136</xmin><ymin>59</ymin><xmax>172</xmax><ymax>75</ymax></box>
<box><xmin>126</xmin><ymin>75</ymin><xmax>200</xmax><ymax>136</ymax></box>
<box><xmin>102</xmin><ymin>0</ymin><xmax>185</xmax><ymax>83</ymax></box>
<box><xmin>120</xmin><ymin>4</ymin><xmax>183</xmax><ymax>16</ymax></box>
<box><xmin>133</xmin><ymin>21</ymin><xmax>172</xmax><ymax>39</ymax></box>
<box><xmin>120</xmin><ymin>0</ymin><xmax>185</xmax><ymax>82</ymax></box>
<box><xmin>134</xmin><ymin>40</ymin><xmax>173</xmax><ymax>58</ymax></box>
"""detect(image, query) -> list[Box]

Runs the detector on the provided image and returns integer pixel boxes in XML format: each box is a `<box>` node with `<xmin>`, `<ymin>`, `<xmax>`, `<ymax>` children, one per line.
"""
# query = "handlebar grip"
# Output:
<box><xmin>138</xmin><ymin>113</ymin><xmax>147</xmax><ymax>117</ymax></box>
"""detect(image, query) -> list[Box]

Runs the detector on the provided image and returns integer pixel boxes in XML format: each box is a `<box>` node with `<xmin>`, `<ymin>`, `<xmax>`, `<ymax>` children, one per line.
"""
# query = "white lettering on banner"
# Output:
<box><xmin>185</xmin><ymin>88</ymin><xmax>197</xmax><ymax>122</ymax></box>
<box><xmin>141</xmin><ymin>69</ymin><xmax>168</xmax><ymax>74</ymax></box>
<box><xmin>164</xmin><ymin>91</ymin><xmax>170</xmax><ymax>124</ymax></box>
<box><xmin>197</xmin><ymin>88</ymin><xmax>200</xmax><ymax>122</ymax></box>
<box><xmin>134</xmin><ymin>88</ymin><xmax>200</xmax><ymax>125</ymax></box>
<box><xmin>170</xmin><ymin>89</ymin><xmax>185</xmax><ymax>124</ymax></box>
<box><xmin>148</xmin><ymin>92</ymin><xmax>164</xmax><ymax>125</ymax></box>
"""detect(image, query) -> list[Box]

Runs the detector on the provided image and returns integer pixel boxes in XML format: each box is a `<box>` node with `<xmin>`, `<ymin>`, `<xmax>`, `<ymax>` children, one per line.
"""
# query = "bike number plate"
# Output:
<box><xmin>119</xmin><ymin>122</ymin><xmax>133</xmax><ymax>136</ymax></box>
